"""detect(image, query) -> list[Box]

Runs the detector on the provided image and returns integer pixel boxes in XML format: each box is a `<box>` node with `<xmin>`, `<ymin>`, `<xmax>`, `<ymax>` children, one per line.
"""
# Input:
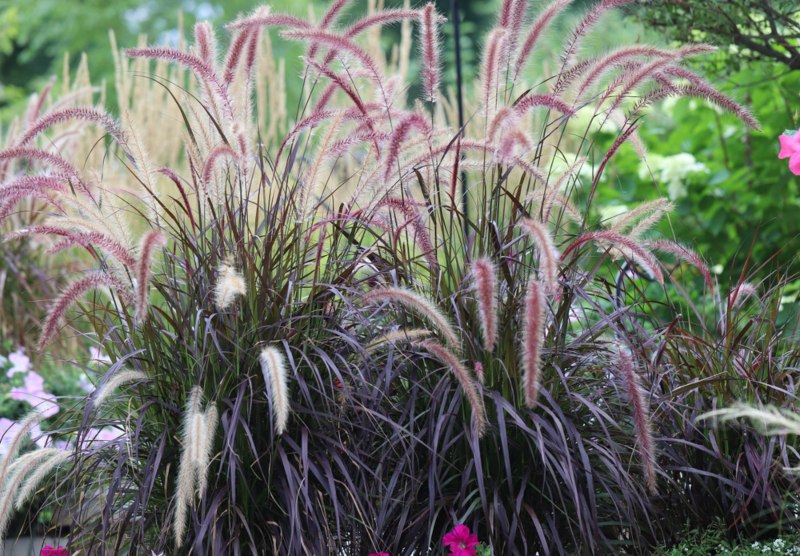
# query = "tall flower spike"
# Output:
<box><xmin>92</xmin><ymin>369</ymin><xmax>149</xmax><ymax>408</ymax></box>
<box><xmin>519</xmin><ymin>219</ymin><xmax>560</xmax><ymax>295</ymax></box>
<box><xmin>521</xmin><ymin>278</ymin><xmax>546</xmax><ymax>408</ymax></box>
<box><xmin>135</xmin><ymin>230</ymin><xmax>166</xmax><ymax>322</ymax></box>
<box><xmin>420</xmin><ymin>3</ymin><xmax>441</xmax><ymax>103</ymax></box>
<box><xmin>561</xmin><ymin>230</ymin><xmax>664</xmax><ymax>285</ymax></box>
<box><xmin>617</xmin><ymin>348</ymin><xmax>657</xmax><ymax>494</ymax></box>
<box><xmin>260</xmin><ymin>346</ymin><xmax>290</xmax><ymax>435</ymax></box>
<box><xmin>214</xmin><ymin>263</ymin><xmax>247</xmax><ymax>310</ymax></box>
<box><xmin>363</xmin><ymin>287</ymin><xmax>460</xmax><ymax>349</ymax></box>
<box><xmin>14</xmin><ymin>450</ymin><xmax>70</xmax><ymax>510</ymax></box>
<box><xmin>194</xmin><ymin>21</ymin><xmax>217</xmax><ymax>64</ymax></box>
<box><xmin>39</xmin><ymin>272</ymin><xmax>132</xmax><ymax>349</ymax></box>
<box><xmin>513</xmin><ymin>0</ymin><xmax>572</xmax><ymax>82</ymax></box>
<box><xmin>173</xmin><ymin>387</ymin><xmax>216</xmax><ymax>548</ymax></box>
<box><xmin>470</xmin><ymin>258</ymin><xmax>499</xmax><ymax>351</ymax></box>
<box><xmin>16</xmin><ymin>106</ymin><xmax>126</xmax><ymax>148</ymax></box>
<box><xmin>414</xmin><ymin>340</ymin><xmax>486</xmax><ymax>437</ymax></box>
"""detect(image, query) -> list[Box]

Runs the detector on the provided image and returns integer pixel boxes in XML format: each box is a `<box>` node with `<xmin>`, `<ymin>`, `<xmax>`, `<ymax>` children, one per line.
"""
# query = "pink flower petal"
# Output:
<box><xmin>789</xmin><ymin>153</ymin><xmax>800</xmax><ymax>176</ymax></box>
<box><xmin>779</xmin><ymin>133</ymin><xmax>800</xmax><ymax>159</ymax></box>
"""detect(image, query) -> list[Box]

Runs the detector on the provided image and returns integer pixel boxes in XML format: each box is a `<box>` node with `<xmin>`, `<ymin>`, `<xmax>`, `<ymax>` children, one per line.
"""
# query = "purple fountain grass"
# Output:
<box><xmin>513</xmin><ymin>0</ymin><xmax>571</xmax><ymax>82</ymax></box>
<box><xmin>15</xmin><ymin>106</ymin><xmax>126</xmax><ymax>148</ymax></box>
<box><xmin>364</xmin><ymin>287</ymin><xmax>459</xmax><ymax>349</ymax></box>
<box><xmin>194</xmin><ymin>22</ymin><xmax>217</xmax><ymax>64</ymax></box>
<box><xmin>513</xmin><ymin>92</ymin><xmax>574</xmax><ymax>118</ymax></box>
<box><xmin>7</xmin><ymin>225</ymin><xmax>137</xmax><ymax>267</ymax></box>
<box><xmin>420</xmin><ymin>3</ymin><xmax>441</xmax><ymax>103</ymax></box>
<box><xmin>125</xmin><ymin>47</ymin><xmax>234</xmax><ymax>122</ymax></box>
<box><xmin>280</xmin><ymin>28</ymin><xmax>384</xmax><ymax>85</ymax></box>
<box><xmin>470</xmin><ymin>257</ymin><xmax>499</xmax><ymax>351</ymax></box>
<box><xmin>646</xmin><ymin>239</ymin><xmax>714</xmax><ymax>292</ymax></box>
<box><xmin>560</xmin><ymin>0</ymin><xmax>635</xmax><ymax>66</ymax></box>
<box><xmin>225</xmin><ymin>12</ymin><xmax>311</xmax><ymax>32</ymax></box>
<box><xmin>0</xmin><ymin>190</ymin><xmax>64</xmax><ymax>223</ymax></box>
<box><xmin>519</xmin><ymin>219</ymin><xmax>560</xmax><ymax>295</ymax></box>
<box><xmin>610</xmin><ymin>198</ymin><xmax>673</xmax><ymax>238</ymax></box>
<box><xmin>135</xmin><ymin>230</ymin><xmax>165</xmax><ymax>322</ymax></box>
<box><xmin>481</xmin><ymin>28</ymin><xmax>510</xmax><ymax>111</ymax></box>
<box><xmin>223</xmin><ymin>28</ymin><xmax>254</xmax><ymax>84</ymax></box>
<box><xmin>259</xmin><ymin>346</ymin><xmax>290</xmax><ymax>435</ymax></box>
<box><xmin>373</xmin><ymin>196</ymin><xmax>438</xmax><ymax>271</ymax></box>
<box><xmin>382</xmin><ymin>112</ymin><xmax>432</xmax><ymax>183</ymax></box>
<box><xmin>39</xmin><ymin>272</ymin><xmax>132</xmax><ymax>349</ymax></box>
<box><xmin>616</xmin><ymin>347</ymin><xmax>657</xmax><ymax>494</ymax></box>
<box><xmin>562</xmin><ymin>230</ymin><xmax>664</xmax><ymax>285</ymax></box>
<box><xmin>521</xmin><ymin>277</ymin><xmax>546</xmax><ymax>408</ymax></box>
<box><xmin>24</xmin><ymin>78</ymin><xmax>55</xmax><ymax>126</ymax></box>
<box><xmin>343</xmin><ymin>9</ymin><xmax>424</xmax><ymax>39</ymax></box>
<box><xmin>728</xmin><ymin>282</ymin><xmax>759</xmax><ymax>309</ymax></box>
<box><xmin>0</xmin><ymin>147</ymin><xmax>83</xmax><ymax>185</ymax></box>
<box><xmin>413</xmin><ymin>339</ymin><xmax>486</xmax><ymax>437</ymax></box>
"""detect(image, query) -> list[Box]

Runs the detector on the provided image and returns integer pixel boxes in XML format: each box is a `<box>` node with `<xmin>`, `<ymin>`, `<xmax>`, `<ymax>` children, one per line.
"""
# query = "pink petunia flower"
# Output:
<box><xmin>442</xmin><ymin>524</ymin><xmax>479</xmax><ymax>556</ymax></box>
<box><xmin>778</xmin><ymin>132</ymin><xmax>800</xmax><ymax>176</ymax></box>
<box><xmin>9</xmin><ymin>371</ymin><xmax>59</xmax><ymax>418</ymax></box>
<box><xmin>6</xmin><ymin>349</ymin><xmax>31</xmax><ymax>377</ymax></box>
<box><xmin>40</xmin><ymin>546</ymin><xmax>68</xmax><ymax>556</ymax></box>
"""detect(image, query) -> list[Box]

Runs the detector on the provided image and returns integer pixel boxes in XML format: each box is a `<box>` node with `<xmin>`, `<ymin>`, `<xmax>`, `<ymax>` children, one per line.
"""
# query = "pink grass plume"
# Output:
<box><xmin>135</xmin><ymin>231</ymin><xmax>166</xmax><ymax>322</ymax></box>
<box><xmin>420</xmin><ymin>4</ymin><xmax>441</xmax><ymax>103</ymax></box>
<box><xmin>617</xmin><ymin>347</ymin><xmax>657</xmax><ymax>494</ymax></box>
<box><xmin>470</xmin><ymin>258</ymin><xmax>499</xmax><ymax>351</ymax></box>
<box><xmin>561</xmin><ymin>230</ymin><xmax>664</xmax><ymax>285</ymax></box>
<box><xmin>519</xmin><ymin>219</ymin><xmax>560</xmax><ymax>295</ymax></box>
<box><xmin>521</xmin><ymin>277</ymin><xmax>546</xmax><ymax>408</ymax></box>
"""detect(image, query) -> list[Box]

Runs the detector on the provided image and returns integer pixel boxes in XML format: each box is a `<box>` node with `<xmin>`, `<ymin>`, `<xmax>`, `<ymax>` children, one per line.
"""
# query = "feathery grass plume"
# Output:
<box><xmin>0</xmin><ymin>413</ymin><xmax>42</xmax><ymax>489</ymax></box>
<box><xmin>16</xmin><ymin>106</ymin><xmax>126</xmax><ymax>148</ymax></box>
<box><xmin>14</xmin><ymin>450</ymin><xmax>70</xmax><ymax>511</ymax></box>
<box><xmin>513</xmin><ymin>0</ymin><xmax>571</xmax><ymax>81</ymax></box>
<box><xmin>92</xmin><ymin>369</ymin><xmax>149</xmax><ymax>408</ymax></box>
<box><xmin>259</xmin><ymin>346</ymin><xmax>290</xmax><ymax>436</ymax></box>
<box><xmin>124</xmin><ymin>47</ymin><xmax>233</xmax><ymax>122</ymax></box>
<box><xmin>521</xmin><ymin>277</ymin><xmax>546</xmax><ymax>409</ymax></box>
<box><xmin>194</xmin><ymin>21</ymin><xmax>217</xmax><ymax>64</ymax></box>
<box><xmin>646</xmin><ymin>240</ymin><xmax>713</xmax><ymax>292</ymax></box>
<box><xmin>194</xmin><ymin>405</ymin><xmax>218</xmax><ymax>499</ymax></box>
<box><xmin>342</xmin><ymin>9</ymin><xmax>423</xmax><ymax>39</ymax></box>
<box><xmin>470</xmin><ymin>257</ymin><xmax>499</xmax><ymax>351</ymax></box>
<box><xmin>481</xmin><ymin>28</ymin><xmax>510</xmax><ymax>112</ymax></box>
<box><xmin>373</xmin><ymin>197</ymin><xmax>438</xmax><ymax>271</ymax></box>
<box><xmin>363</xmin><ymin>287</ymin><xmax>460</xmax><ymax>349</ymax></box>
<box><xmin>201</xmin><ymin>144</ymin><xmax>239</xmax><ymax>203</ymax></box>
<box><xmin>366</xmin><ymin>328</ymin><xmax>433</xmax><ymax>353</ymax></box>
<box><xmin>0</xmin><ymin>147</ymin><xmax>83</xmax><ymax>186</ymax></box>
<box><xmin>519</xmin><ymin>219</ymin><xmax>560</xmax><ymax>295</ymax></box>
<box><xmin>728</xmin><ymin>282</ymin><xmax>759</xmax><ymax>309</ymax></box>
<box><xmin>382</xmin><ymin>112</ymin><xmax>432</xmax><ymax>183</ymax></box>
<box><xmin>225</xmin><ymin>12</ymin><xmax>311</xmax><ymax>32</ymax></box>
<box><xmin>213</xmin><ymin>263</ymin><xmax>247</xmax><ymax>310</ymax></box>
<box><xmin>39</xmin><ymin>271</ymin><xmax>132</xmax><ymax>349</ymax></box>
<box><xmin>616</xmin><ymin>347</ymin><xmax>657</xmax><ymax>494</ymax></box>
<box><xmin>513</xmin><ymin>92</ymin><xmax>574</xmax><ymax>118</ymax></box>
<box><xmin>24</xmin><ymin>77</ymin><xmax>55</xmax><ymax>125</ymax></box>
<box><xmin>560</xmin><ymin>0</ymin><xmax>634</xmax><ymax>65</ymax></box>
<box><xmin>173</xmin><ymin>387</ymin><xmax>217</xmax><ymax>548</ymax></box>
<box><xmin>608</xmin><ymin>198</ymin><xmax>672</xmax><ymax>237</ymax></box>
<box><xmin>413</xmin><ymin>340</ymin><xmax>486</xmax><ymax>437</ymax></box>
<box><xmin>135</xmin><ymin>230</ymin><xmax>165</xmax><ymax>321</ymax></box>
<box><xmin>280</xmin><ymin>29</ymin><xmax>383</xmax><ymax>85</ymax></box>
<box><xmin>561</xmin><ymin>230</ymin><xmax>664</xmax><ymax>285</ymax></box>
<box><xmin>0</xmin><ymin>448</ymin><xmax>63</xmax><ymax>546</ymax></box>
<box><xmin>698</xmin><ymin>403</ymin><xmax>800</xmax><ymax>437</ymax></box>
<box><xmin>419</xmin><ymin>3</ymin><xmax>441</xmax><ymax>103</ymax></box>
<box><xmin>174</xmin><ymin>388</ymin><xmax>200</xmax><ymax>548</ymax></box>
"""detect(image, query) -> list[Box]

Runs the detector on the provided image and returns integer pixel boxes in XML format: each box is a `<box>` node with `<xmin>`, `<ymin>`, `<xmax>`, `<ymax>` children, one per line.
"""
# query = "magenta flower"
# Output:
<box><xmin>442</xmin><ymin>524</ymin><xmax>479</xmax><ymax>556</ymax></box>
<box><xmin>40</xmin><ymin>546</ymin><xmax>68</xmax><ymax>556</ymax></box>
<box><xmin>778</xmin><ymin>131</ymin><xmax>800</xmax><ymax>175</ymax></box>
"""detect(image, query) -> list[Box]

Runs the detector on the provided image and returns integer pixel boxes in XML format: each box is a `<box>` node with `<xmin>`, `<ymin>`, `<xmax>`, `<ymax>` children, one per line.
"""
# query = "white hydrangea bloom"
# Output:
<box><xmin>639</xmin><ymin>153</ymin><xmax>709</xmax><ymax>200</ymax></box>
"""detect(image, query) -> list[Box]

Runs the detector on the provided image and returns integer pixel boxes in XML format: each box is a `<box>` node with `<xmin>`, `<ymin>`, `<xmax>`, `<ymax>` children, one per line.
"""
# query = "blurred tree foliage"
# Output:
<box><xmin>633</xmin><ymin>0</ymin><xmax>800</xmax><ymax>71</ymax></box>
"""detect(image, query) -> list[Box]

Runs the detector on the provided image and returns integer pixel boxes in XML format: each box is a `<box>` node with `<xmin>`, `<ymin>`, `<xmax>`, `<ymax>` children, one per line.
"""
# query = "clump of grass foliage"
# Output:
<box><xmin>0</xmin><ymin>0</ymin><xmax>798</xmax><ymax>554</ymax></box>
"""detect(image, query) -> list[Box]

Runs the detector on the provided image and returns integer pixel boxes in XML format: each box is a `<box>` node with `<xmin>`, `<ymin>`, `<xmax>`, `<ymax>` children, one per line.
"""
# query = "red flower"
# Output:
<box><xmin>41</xmin><ymin>547</ymin><xmax>68</xmax><ymax>556</ymax></box>
<box><xmin>442</xmin><ymin>524</ymin><xmax>479</xmax><ymax>556</ymax></box>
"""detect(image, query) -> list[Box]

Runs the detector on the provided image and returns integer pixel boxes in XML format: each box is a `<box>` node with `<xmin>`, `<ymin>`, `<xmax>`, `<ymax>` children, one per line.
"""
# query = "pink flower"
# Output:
<box><xmin>778</xmin><ymin>132</ymin><xmax>800</xmax><ymax>175</ymax></box>
<box><xmin>442</xmin><ymin>524</ymin><xmax>479</xmax><ymax>556</ymax></box>
<box><xmin>9</xmin><ymin>371</ymin><xmax>59</xmax><ymax>418</ymax></box>
<box><xmin>40</xmin><ymin>547</ymin><xmax>68</xmax><ymax>556</ymax></box>
<box><xmin>6</xmin><ymin>349</ymin><xmax>31</xmax><ymax>377</ymax></box>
